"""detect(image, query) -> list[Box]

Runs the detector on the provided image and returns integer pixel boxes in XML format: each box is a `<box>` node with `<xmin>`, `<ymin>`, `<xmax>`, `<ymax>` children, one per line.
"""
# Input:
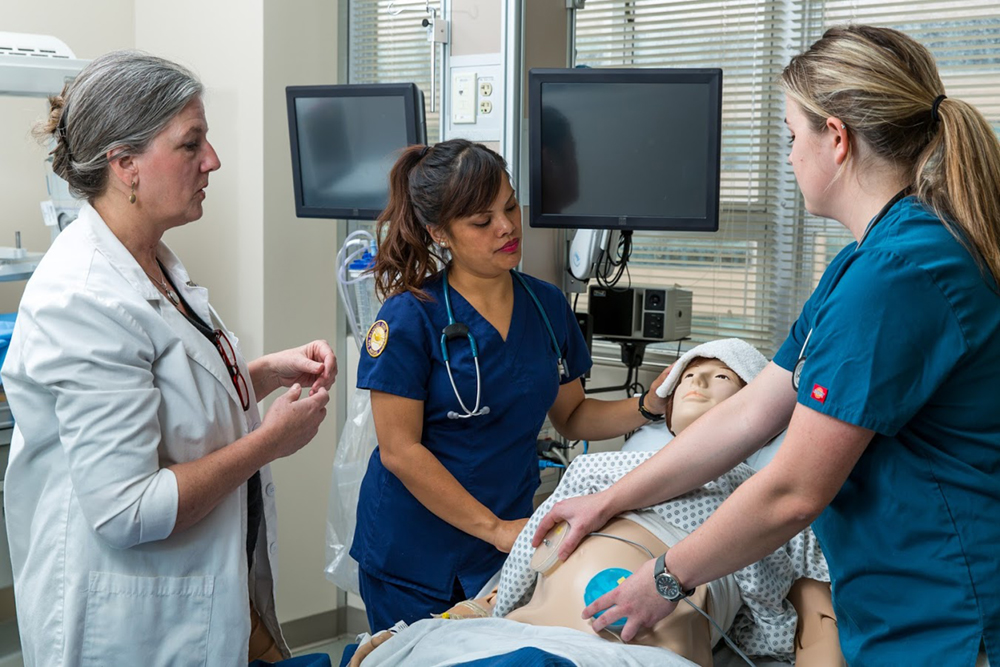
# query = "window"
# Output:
<box><xmin>349</xmin><ymin>0</ymin><xmax>442</xmax><ymax>141</ymax></box>
<box><xmin>575</xmin><ymin>0</ymin><xmax>1000</xmax><ymax>357</ymax></box>
<box><xmin>346</xmin><ymin>0</ymin><xmax>1000</xmax><ymax>357</ymax></box>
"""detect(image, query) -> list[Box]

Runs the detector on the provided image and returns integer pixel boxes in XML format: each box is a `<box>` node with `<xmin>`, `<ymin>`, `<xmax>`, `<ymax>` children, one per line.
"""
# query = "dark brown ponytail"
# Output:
<box><xmin>372</xmin><ymin>139</ymin><xmax>509</xmax><ymax>301</ymax></box>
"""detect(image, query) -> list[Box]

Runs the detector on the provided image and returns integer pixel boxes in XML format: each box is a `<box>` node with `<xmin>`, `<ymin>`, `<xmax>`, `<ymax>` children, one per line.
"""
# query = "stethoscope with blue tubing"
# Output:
<box><xmin>442</xmin><ymin>268</ymin><xmax>567</xmax><ymax>419</ymax></box>
<box><xmin>792</xmin><ymin>189</ymin><xmax>909</xmax><ymax>391</ymax></box>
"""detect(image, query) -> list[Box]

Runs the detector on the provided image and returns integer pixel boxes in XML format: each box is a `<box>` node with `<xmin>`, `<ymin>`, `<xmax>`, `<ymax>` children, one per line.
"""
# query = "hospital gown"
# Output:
<box><xmin>494</xmin><ymin>451</ymin><xmax>830</xmax><ymax>662</ymax></box>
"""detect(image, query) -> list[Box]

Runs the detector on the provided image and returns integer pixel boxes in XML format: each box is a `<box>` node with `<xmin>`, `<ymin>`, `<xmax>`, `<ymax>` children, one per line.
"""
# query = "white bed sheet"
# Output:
<box><xmin>358</xmin><ymin>617</ymin><xmax>699</xmax><ymax>666</ymax></box>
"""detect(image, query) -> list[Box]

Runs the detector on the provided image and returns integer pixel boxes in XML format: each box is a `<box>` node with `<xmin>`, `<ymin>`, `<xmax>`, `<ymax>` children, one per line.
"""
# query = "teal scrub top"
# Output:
<box><xmin>774</xmin><ymin>196</ymin><xmax>1000</xmax><ymax>665</ymax></box>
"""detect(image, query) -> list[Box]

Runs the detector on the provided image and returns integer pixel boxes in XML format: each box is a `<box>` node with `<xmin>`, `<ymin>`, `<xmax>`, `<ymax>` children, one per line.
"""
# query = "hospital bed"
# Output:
<box><xmin>337</xmin><ymin>430</ymin><xmax>800</xmax><ymax>667</ymax></box>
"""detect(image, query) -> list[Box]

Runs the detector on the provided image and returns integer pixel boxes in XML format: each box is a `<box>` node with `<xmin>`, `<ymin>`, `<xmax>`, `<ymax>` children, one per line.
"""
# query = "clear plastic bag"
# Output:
<box><xmin>325</xmin><ymin>387</ymin><xmax>378</xmax><ymax>595</ymax></box>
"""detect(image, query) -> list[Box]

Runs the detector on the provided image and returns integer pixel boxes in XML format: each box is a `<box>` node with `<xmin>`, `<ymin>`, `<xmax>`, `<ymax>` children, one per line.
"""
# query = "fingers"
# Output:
<box><xmin>557</xmin><ymin>522</ymin><xmax>588</xmax><ymax>560</ymax></box>
<box><xmin>308</xmin><ymin>386</ymin><xmax>330</xmax><ymax>408</ymax></box>
<box><xmin>305</xmin><ymin>340</ymin><xmax>337</xmax><ymax>393</ymax></box>
<box><xmin>280</xmin><ymin>384</ymin><xmax>329</xmax><ymax>409</ymax></box>
<box><xmin>652</xmin><ymin>361</ymin><xmax>676</xmax><ymax>390</ymax></box>
<box><xmin>586</xmin><ymin>593</ymin><xmax>645</xmax><ymax>643</ymax></box>
<box><xmin>619</xmin><ymin>617</ymin><xmax>643</xmax><ymax>644</ymax></box>
<box><xmin>532</xmin><ymin>510</ymin><xmax>558</xmax><ymax>547</ymax></box>
<box><xmin>284</xmin><ymin>383</ymin><xmax>303</xmax><ymax>402</ymax></box>
<box><xmin>583</xmin><ymin>591</ymin><xmax>625</xmax><ymax>632</ymax></box>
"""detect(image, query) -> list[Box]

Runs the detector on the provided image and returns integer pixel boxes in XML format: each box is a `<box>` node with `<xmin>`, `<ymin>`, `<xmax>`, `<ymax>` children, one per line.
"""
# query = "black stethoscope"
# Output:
<box><xmin>441</xmin><ymin>269</ymin><xmax>567</xmax><ymax>419</ymax></box>
<box><xmin>793</xmin><ymin>189</ymin><xmax>910</xmax><ymax>391</ymax></box>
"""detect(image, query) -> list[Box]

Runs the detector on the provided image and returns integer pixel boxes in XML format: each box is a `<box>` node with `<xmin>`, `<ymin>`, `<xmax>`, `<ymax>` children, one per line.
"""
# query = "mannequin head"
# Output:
<box><xmin>666</xmin><ymin>358</ymin><xmax>746</xmax><ymax>435</ymax></box>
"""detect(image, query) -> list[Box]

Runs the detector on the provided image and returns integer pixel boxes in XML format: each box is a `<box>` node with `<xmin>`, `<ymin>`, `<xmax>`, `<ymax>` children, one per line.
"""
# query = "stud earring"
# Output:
<box><xmin>129</xmin><ymin>181</ymin><xmax>137</xmax><ymax>205</ymax></box>
<box><xmin>841</xmin><ymin>123</ymin><xmax>847</xmax><ymax>129</ymax></box>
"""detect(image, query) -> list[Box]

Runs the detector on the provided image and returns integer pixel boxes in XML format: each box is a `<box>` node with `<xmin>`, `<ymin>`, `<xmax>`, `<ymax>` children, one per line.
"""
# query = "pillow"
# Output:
<box><xmin>621</xmin><ymin>421</ymin><xmax>674</xmax><ymax>452</ymax></box>
<box><xmin>621</xmin><ymin>424</ymin><xmax>786</xmax><ymax>473</ymax></box>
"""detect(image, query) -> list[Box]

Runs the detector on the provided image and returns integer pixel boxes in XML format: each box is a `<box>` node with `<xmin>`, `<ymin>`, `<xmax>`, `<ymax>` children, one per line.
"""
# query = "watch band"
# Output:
<box><xmin>654</xmin><ymin>553</ymin><xmax>695</xmax><ymax>602</ymax></box>
<box><xmin>638</xmin><ymin>391</ymin><xmax>665</xmax><ymax>422</ymax></box>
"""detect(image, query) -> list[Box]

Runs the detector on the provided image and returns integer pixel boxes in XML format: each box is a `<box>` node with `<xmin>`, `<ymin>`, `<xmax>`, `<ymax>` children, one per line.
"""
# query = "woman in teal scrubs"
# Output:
<box><xmin>352</xmin><ymin>139</ymin><xmax>673</xmax><ymax>631</ymax></box>
<box><xmin>536</xmin><ymin>26</ymin><xmax>1000</xmax><ymax>665</ymax></box>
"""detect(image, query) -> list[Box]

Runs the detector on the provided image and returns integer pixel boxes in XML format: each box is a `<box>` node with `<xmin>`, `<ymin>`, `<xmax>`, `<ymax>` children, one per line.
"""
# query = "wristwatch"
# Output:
<box><xmin>638</xmin><ymin>391</ymin><xmax>665</xmax><ymax>422</ymax></box>
<box><xmin>654</xmin><ymin>553</ymin><xmax>695</xmax><ymax>602</ymax></box>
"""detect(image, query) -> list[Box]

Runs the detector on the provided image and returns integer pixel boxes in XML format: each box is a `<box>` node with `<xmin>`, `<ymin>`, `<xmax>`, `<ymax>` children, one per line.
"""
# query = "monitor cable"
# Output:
<box><xmin>586</xmin><ymin>532</ymin><xmax>757</xmax><ymax>666</ymax></box>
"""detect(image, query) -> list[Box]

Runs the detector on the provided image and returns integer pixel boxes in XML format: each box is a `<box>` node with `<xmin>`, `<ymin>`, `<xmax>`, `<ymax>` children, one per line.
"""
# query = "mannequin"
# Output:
<box><xmin>503</xmin><ymin>357</ymin><xmax>841</xmax><ymax>666</ymax></box>
<box><xmin>506</xmin><ymin>517</ymin><xmax>714</xmax><ymax>665</ymax></box>
<box><xmin>504</xmin><ymin>359</ymin><xmax>743</xmax><ymax>664</ymax></box>
<box><xmin>351</xmin><ymin>350</ymin><xmax>844</xmax><ymax>666</ymax></box>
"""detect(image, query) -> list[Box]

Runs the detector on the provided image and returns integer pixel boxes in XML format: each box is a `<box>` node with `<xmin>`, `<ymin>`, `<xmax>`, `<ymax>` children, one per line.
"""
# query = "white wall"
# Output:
<box><xmin>0</xmin><ymin>2</ymin><xmax>135</xmax><ymax>313</ymax></box>
<box><xmin>261</xmin><ymin>0</ymin><xmax>342</xmax><ymax>623</ymax></box>
<box><xmin>1</xmin><ymin>0</ymin><xmax>343</xmax><ymax>627</ymax></box>
<box><xmin>134</xmin><ymin>0</ymin><xmax>266</xmax><ymax>360</ymax></box>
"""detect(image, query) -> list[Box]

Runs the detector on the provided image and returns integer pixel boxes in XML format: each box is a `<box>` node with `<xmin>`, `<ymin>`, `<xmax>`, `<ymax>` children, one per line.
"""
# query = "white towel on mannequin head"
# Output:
<box><xmin>654</xmin><ymin>338</ymin><xmax>768</xmax><ymax>399</ymax></box>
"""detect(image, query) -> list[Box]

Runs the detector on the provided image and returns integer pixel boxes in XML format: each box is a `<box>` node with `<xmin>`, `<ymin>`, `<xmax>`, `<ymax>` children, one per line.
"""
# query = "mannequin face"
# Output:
<box><xmin>669</xmin><ymin>359</ymin><xmax>744</xmax><ymax>435</ymax></box>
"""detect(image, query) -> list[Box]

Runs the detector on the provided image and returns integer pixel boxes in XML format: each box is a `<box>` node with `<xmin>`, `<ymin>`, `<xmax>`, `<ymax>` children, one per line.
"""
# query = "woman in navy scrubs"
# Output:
<box><xmin>536</xmin><ymin>26</ymin><xmax>1000</xmax><ymax>665</ymax></box>
<box><xmin>352</xmin><ymin>139</ymin><xmax>673</xmax><ymax>630</ymax></box>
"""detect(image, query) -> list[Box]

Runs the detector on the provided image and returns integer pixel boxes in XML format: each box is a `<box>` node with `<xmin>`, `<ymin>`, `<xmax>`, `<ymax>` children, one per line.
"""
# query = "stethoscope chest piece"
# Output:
<box><xmin>793</xmin><ymin>356</ymin><xmax>805</xmax><ymax>391</ymax></box>
<box><xmin>792</xmin><ymin>327</ymin><xmax>813</xmax><ymax>391</ymax></box>
<box><xmin>530</xmin><ymin>521</ymin><xmax>570</xmax><ymax>574</ymax></box>
<box><xmin>441</xmin><ymin>269</ymin><xmax>566</xmax><ymax>419</ymax></box>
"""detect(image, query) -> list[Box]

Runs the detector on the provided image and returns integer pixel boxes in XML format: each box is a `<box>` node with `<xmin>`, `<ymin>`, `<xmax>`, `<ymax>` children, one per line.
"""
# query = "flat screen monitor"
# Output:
<box><xmin>529</xmin><ymin>68</ymin><xmax>722</xmax><ymax>232</ymax></box>
<box><xmin>286</xmin><ymin>83</ymin><xmax>427</xmax><ymax>220</ymax></box>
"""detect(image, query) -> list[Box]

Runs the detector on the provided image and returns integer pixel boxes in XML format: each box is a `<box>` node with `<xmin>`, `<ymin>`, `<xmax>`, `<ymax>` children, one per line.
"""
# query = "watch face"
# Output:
<box><xmin>656</xmin><ymin>573</ymin><xmax>680</xmax><ymax>600</ymax></box>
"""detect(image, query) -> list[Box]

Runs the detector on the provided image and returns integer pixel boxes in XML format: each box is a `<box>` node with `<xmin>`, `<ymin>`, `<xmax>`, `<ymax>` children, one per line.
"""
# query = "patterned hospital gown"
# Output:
<box><xmin>493</xmin><ymin>451</ymin><xmax>830</xmax><ymax>661</ymax></box>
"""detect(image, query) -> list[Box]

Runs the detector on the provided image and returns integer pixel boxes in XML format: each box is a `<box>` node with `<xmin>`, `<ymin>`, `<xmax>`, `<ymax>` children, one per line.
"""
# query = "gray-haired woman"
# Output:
<box><xmin>1</xmin><ymin>50</ymin><xmax>335</xmax><ymax>665</ymax></box>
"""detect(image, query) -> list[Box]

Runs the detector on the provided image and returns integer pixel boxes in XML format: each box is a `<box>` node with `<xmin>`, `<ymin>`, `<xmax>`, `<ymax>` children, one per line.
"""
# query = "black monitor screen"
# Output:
<box><xmin>287</xmin><ymin>84</ymin><xmax>426</xmax><ymax>220</ymax></box>
<box><xmin>529</xmin><ymin>69</ymin><xmax>722</xmax><ymax>232</ymax></box>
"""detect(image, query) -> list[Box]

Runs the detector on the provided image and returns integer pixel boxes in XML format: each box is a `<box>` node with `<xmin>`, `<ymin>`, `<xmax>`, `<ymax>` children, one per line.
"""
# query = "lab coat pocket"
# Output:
<box><xmin>81</xmin><ymin>571</ymin><xmax>215</xmax><ymax>667</ymax></box>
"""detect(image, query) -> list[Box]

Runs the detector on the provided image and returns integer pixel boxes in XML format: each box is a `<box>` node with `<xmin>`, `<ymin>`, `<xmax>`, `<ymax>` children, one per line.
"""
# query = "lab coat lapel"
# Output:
<box><xmin>157</xmin><ymin>249</ymin><xmax>248</xmax><ymax>414</ymax></box>
<box><xmin>81</xmin><ymin>205</ymin><xmax>246</xmax><ymax>413</ymax></box>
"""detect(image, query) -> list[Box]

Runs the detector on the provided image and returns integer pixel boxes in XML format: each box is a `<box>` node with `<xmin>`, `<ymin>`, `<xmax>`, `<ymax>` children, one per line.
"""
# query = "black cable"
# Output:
<box><xmin>596</xmin><ymin>231</ymin><xmax>633</xmax><ymax>290</ymax></box>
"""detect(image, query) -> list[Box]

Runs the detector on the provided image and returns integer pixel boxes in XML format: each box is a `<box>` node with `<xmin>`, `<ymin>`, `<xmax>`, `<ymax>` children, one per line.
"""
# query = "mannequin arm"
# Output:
<box><xmin>787</xmin><ymin>579</ymin><xmax>846</xmax><ymax>667</ymax></box>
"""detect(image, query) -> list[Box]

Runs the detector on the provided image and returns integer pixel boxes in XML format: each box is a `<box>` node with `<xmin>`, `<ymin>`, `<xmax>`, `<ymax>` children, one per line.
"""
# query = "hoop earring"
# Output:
<box><xmin>129</xmin><ymin>181</ymin><xmax>137</xmax><ymax>205</ymax></box>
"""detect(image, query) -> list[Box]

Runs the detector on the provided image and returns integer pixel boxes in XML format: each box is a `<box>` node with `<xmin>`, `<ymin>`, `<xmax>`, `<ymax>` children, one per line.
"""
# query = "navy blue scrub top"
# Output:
<box><xmin>774</xmin><ymin>196</ymin><xmax>1000</xmax><ymax>665</ymax></box>
<box><xmin>353</xmin><ymin>271</ymin><xmax>591</xmax><ymax>597</ymax></box>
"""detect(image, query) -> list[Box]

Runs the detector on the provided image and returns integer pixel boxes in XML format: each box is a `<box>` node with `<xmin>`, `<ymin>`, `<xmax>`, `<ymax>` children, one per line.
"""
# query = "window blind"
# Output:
<box><xmin>346</xmin><ymin>0</ymin><xmax>1000</xmax><ymax>356</ymax></box>
<box><xmin>574</xmin><ymin>0</ymin><xmax>1000</xmax><ymax>357</ymax></box>
<box><xmin>787</xmin><ymin>2</ymin><xmax>1000</xmax><ymax>337</ymax></box>
<box><xmin>349</xmin><ymin>0</ymin><xmax>442</xmax><ymax>141</ymax></box>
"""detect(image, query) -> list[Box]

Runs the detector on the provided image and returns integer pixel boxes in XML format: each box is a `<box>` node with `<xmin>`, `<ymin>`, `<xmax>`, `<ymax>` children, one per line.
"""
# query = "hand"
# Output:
<box><xmin>643</xmin><ymin>361</ymin><xmax>677</xmax><ymax>417</ymax></box>
<box><xmin>259</xmin><ymin>384</ymin><xmax>330</xmax><ymax>460</ymax></box>
<box><xmin>491</xmin><ymin>517</ymin><xmax>530</xmax><ymax>553</ymax></box>
<box><xmin>583</xmin><ymin>556</ymin><xmax>678</xmax><ymax>643</ymax></box>
<box><xmin>266</xmin><ymin>340</ymin><xmax>337</xmax><ymax>396</ymax></box>
<box><xmin>531</xmin><ymin>492</ymin><xmax>615</xmax><ymax>560</ymax></box>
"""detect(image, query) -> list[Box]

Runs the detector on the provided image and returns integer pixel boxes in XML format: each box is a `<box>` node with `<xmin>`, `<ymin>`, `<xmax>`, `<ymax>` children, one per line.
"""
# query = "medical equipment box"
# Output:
<box><xmin>588</xmin><ymin>285</ymin><xmax>692</xmax><ymax>342</ymax></box>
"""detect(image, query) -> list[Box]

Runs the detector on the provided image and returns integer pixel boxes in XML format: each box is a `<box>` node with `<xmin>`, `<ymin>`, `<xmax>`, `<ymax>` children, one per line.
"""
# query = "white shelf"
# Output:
<box><xmin>0</xmin><ymin>55</ymin><xmax>87</xmax><ymax>98</ymax></box>
<box><xmin>0</xmin><ymin>254</ymin><xmax>42</xmax><ymax>284</ymax></box>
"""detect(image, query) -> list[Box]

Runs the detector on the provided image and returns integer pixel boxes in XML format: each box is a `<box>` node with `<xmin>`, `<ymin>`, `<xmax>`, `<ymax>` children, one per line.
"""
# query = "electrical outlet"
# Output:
<box><xmin>479</xmin><ymin>99</ymin><xmax>493</xmax><ymax>115</ymax></box>
<box><xmin>479</xmin><ymin>81</ymin><xmax>493</xmax><ymax>97</ymax></box>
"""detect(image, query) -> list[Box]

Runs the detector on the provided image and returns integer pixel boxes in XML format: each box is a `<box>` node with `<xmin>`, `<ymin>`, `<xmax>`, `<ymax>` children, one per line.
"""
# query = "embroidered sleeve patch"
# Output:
<box><xmin>366</xmin><ymin>320</ymin><xmax>389</xmax><ymax>357</ymax></box>
<box><xmin>811</xmin><ymin>384</ymin><xmax>828</xmax><ymax>403</ymax></box>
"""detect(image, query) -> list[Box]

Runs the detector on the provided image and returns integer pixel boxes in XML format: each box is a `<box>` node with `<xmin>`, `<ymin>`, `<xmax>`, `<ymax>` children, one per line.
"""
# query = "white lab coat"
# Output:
<box><xmin>1</xmin><ymin>205</ymin><xmax>287</xmax><ymax>666</ymax></box>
